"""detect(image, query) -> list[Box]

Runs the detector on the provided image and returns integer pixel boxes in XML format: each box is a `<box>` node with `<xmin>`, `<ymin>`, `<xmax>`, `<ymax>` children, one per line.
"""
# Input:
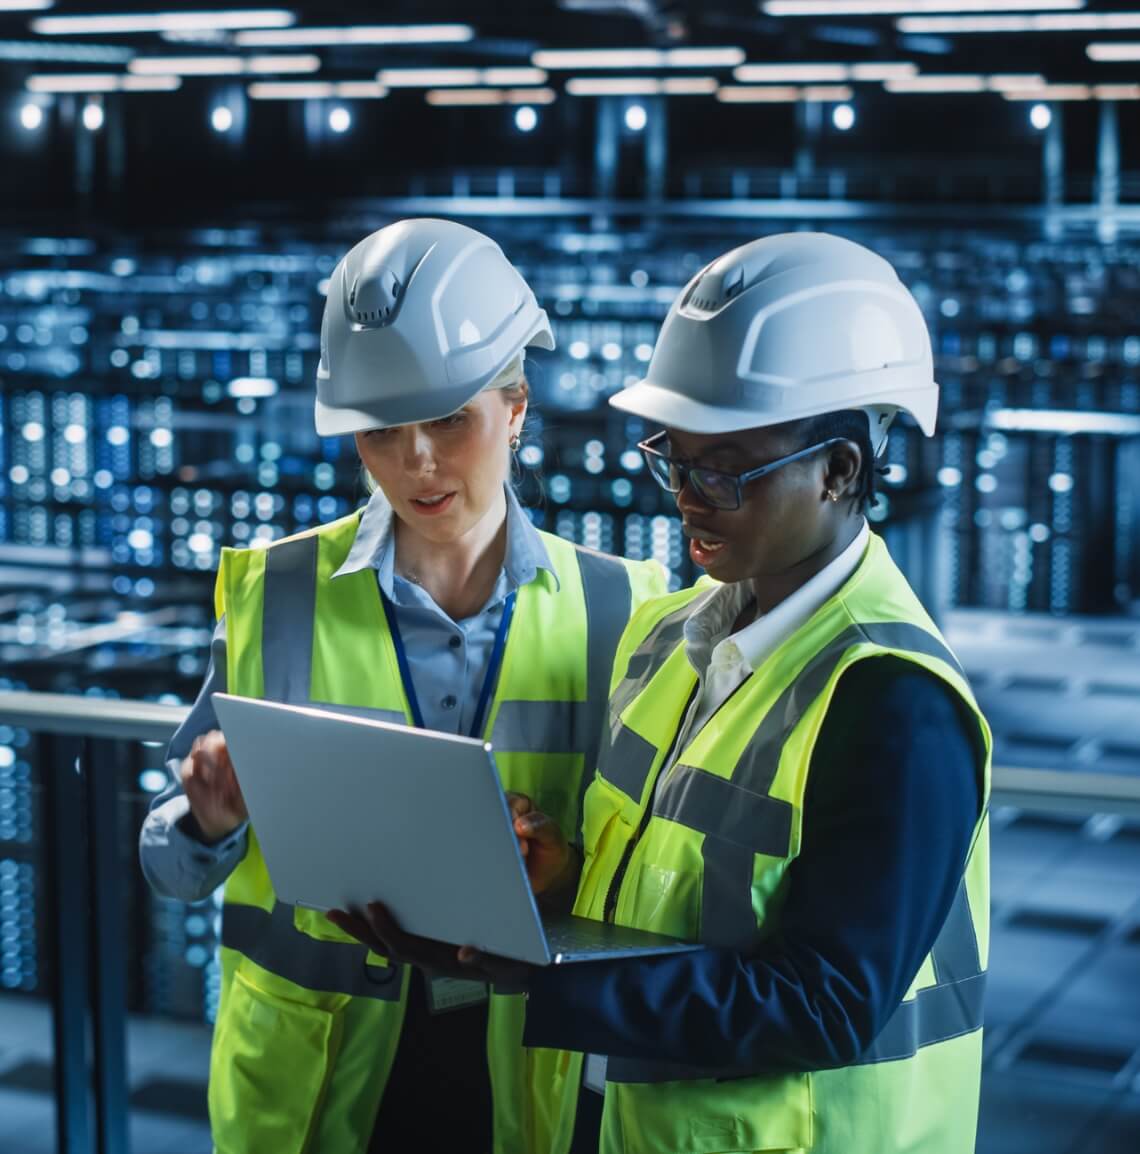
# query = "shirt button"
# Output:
<box><xmin>449</xmin><ymin>635</ymin><xmax>462</xmax><ymax>649</ymax></box>
<box><xmin>441</xmin><ymin>695</ymin><xmax>458</xmax><ymax>710</ymax></box>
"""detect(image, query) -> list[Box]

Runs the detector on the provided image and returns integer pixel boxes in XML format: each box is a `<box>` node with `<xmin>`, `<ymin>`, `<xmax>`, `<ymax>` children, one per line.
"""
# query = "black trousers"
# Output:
<box><xmin>368</xmin><ymin>968</ymin><xmax>493</xmax><ymax>1149</ymax></box>
<box><xmin>367</xmin><ymin>969</ymin><xmax>604</xmax><ymax>1152</ymax></box>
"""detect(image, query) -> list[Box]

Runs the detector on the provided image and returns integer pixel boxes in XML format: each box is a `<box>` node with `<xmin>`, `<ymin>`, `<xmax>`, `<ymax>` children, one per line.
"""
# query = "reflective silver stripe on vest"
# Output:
<box><xmin>699</xmin><ymin>620</ymin><xmax>967</xmax><ymax>949</ymax></box>
<box><xmin>596</xmin><ymin>714</ymin><xmax>659</xmax><ymax>802</ymax></box>
<box><xmin>575</xmin><ymin>548</ymin><xmax>633</xmax><ymax>787</ymax></box>
<box><xmin>262</xmin><ymin>534</ymin><xmax>320</xmax><ymax>704</ymax></box>
<box><xmin>222</xmin><ymin>901</ymin><xmax>403</xmax><ymax>1001</ymax></box>
<box><xmin>601</xmin><ymin>617</ymin><xmax>980</xmax><ymax>1082</ymax></box>
<box><xmin>930</xmin><ymin>880</ymin><xmax>981</xmax><ymax>985</ymax></box>
<box><xmin>856</xmin><ymin>971</ymin><xmax>986</xmax><ymax>1065</ymax></box>
<box><xmin>608</xmin><ymin>603</ymin><xmax>691</xmax><ymax>719</ymax></box>
<box><xmin>734</xmin><ymin>621</ymin><xmax>965</xmax><ymax>801</ymax></box>
<box><xmin>605</xmin><ymin>970</ymin><xmax>988</xmax><ymax>1083</ymax></box>
<box><xmin>655</xmin><ymin>766</ymin><xmax>793</xmax><ymax>858</ymax></box>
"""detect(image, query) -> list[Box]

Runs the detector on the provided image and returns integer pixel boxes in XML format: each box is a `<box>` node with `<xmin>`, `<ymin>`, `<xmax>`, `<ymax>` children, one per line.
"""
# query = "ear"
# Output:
<box><xmin>822</xmin><ymin>440</ymin><xmax>862</xmax><ymax>501</ymax></box>
<box><xmin>506</xmin><ymin>385</ymin><xmax>528</xmax><ymax>439</ymax></box>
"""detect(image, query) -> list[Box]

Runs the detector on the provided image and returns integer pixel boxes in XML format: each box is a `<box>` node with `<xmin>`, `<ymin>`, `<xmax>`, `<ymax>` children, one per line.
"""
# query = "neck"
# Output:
<box><xmin>394</xmin><ymin>488</ymin><xmax>509</xmax><ymax>621</ymax></box>
<box><xmin>748</xmin><ymin>515</ymin><xmax>863</xmax><ymax>618</ymax></box>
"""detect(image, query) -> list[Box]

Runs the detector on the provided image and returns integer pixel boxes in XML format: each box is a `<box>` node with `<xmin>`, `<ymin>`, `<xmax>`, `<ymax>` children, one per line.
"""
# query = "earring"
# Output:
<box><xmin>509</xmin><ymin>434</ymin><xmax>522</xmax><ymax>452</ymax></box>
<box><xmin>826</xmin><ymin>489</ymin><xmax>840</xmax><ymax>502</ymax></box>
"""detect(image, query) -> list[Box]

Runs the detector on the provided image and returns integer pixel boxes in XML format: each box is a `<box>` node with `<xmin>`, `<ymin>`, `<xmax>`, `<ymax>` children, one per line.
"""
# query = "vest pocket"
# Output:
<box><xmin>208</xmin><ymin>967</ymin><xmax>342</xmax><ymax>1154</ymax></box>
<box><xmin>611</xmin><ymin>1071</ymin><xmax>813</xmax><ymax>1153</ymax></box>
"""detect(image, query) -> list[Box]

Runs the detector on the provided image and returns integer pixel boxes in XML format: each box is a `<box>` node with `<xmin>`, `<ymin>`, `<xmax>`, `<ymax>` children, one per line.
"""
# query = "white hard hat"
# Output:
<box><xmin>315</xmin><ymin>218</ymin><xmax>554</xmax><ymax>435</ymax></box>
<box><xmin>610</xmin><ymin>232</ymin><xmax>938</xmax><ymax>453</ymax></box>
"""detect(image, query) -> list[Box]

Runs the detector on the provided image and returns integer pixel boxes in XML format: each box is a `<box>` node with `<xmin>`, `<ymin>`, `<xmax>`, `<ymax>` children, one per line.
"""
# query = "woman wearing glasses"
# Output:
<box><xmin>333</xmin><ymin>233</ymin><xmax>992</xmax><ymax>1154</ymax></box>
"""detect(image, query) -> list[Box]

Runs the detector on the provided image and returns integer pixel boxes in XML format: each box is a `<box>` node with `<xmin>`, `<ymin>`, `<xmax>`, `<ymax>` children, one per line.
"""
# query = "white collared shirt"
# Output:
<box><xmin>655</xmin><ymin>520</ymin><xmax>871</xmax><ymax>799</ymax></box>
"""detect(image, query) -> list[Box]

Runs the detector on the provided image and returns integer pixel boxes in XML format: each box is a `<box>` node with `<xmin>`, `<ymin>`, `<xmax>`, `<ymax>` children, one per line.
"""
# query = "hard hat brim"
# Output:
<box><xmin>314</xmin><ymin>382</ymin><xmax>482</xmax><ymax>437</ymax></box>
<box><xmin>610</xmin><ymin>377</ymin><xmax>940</xmax><ymax>437</ymax></box>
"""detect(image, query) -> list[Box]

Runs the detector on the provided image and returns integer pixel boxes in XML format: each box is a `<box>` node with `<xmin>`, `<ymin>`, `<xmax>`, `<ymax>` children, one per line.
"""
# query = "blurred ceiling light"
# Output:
<box><xmin>1087</xmin><ymin>42</ymin><xmax>1140</xmax><ymax>62</ymax></box>
<box><xmin>764</xmin><ymin>1</ymin><xmax>1084</xmax><ymax>14</ymax></box>
<box><xmin>833</xmin><ymin>102</ymin><xmax>856</xmax><ymax>129</ymax></box>
<box><xmin>565</xmin><ymin>76</ymin><xmax>717</xmax><ymax>95</ymax></box>
<box><xmin>210</xmin><ymin>105</ymin><xmax>234</xmax><ymax>132</ymax></box>
<box><xmin>850</xmin><ymin>62</ymin><xmax>919</xmax><ymax>80</ymax></box>
<box><xmin>565</xmin><ymin>77</ymin><xmax>660</xmax><ymax>95</ymax></box>
<box><xmin>19</xmin><ymin>101</ymin><xmax>44</xmax><ymax>129</ymax></box>
<box><xmin>716</xmin><ymin>85</ymin><xmax>814</xmax><ymax>102</ymax></box>
<box><xmin>32</xmin><ymin>9</ymin><xmax>295</xmax><ymax>35</ymax></box>
<box><xmin>129</xmin><ymin>53</ymin><xmax>320</xmax><ymax>75</ymax></box>
<box><xmin>898</xmin><ymin>12</ymin><xmax>1140</xmax><ymax>33</ymax></box>
<box><xmin>26</xmin><ymin>72</ymin><xmax>181</xmax><ymax>92</ymax></box>
<box><xmin>532</xmin><ymin>47</ymin><xmax>744</xmax><ymax>69</ymax></box>
<box><xmin>482</xmin><ymin>68</ymin><xmax>548</xmax><ymax>85</ymax></box>
<box><xmin>379</xmin><ymin>68</ymin><xmax>483</xmax><ymax>87</ymax></box>
<box><xmin>425</xmin><ymin>87</ymin><xmax>556</xmax><ymax>106</ymax></box>
<box><xmin>380</xmin><ymin>67</ymin><xmax>548</xmax><ymax>87</ymax></box>
<box><xmin>235</xmin><ymin>24</ymin><xmax>473</xmax><ymax>47</ymax></box>
<box><xmin>1003</xmin><ymin>84</ymin><xmax>1092</xmax><ymax>101</ymax></box>
<box><xmin>81</xmin><ymin>100</ymin><xmax>104</xmax><ymax>130</ymax></box>
<box><xmin>247</xmin><ymin>80</ymin><xmax>388</xmax><ymax>99</ymax></box>
<box><xmin>987</xmin><ymin>74</ymin><xmax>1047</xmax><ymax>91</ymax></box>
<box><xmin>120</xmin><ymin>75</ymin><xmax>181</xmax><ymax>90</ymax></box>
<box><xmin>884</xmin><ymin>74</ymin><xmax>988</xmax><ymax>92</ymax></box>
<box><xmin>662</xmin><ymin>77</ymin><xmax>719</xmax><ymax>94</ymax></box>
<box><xmin>1029</xmin><ymin>102</ymin><xmax>1052</xmax><ymax>129</ymax></box>
<box><xmin>0</xmin><ymin>39</ymin><xmax>133</xmax><ymax>61</ymax></box>
<box><xmin>1092</xmin><ymin>84</ymin><xmax>1140</xmax><ymax>100</ymax></box>
<box><xmin>0</xmin><ymin>1</ymin><xmax>55</xmax><ymax>10</ymax></box>
<box><xmin>802</xmin><ymin>85</ymin><xmax>856</xmax><ymax>100</ymax></box>
<box><xmin>328</xmin><ymin>106</ymin><xmax>351</xmax><ymax>133</ymax></box>
<box><xmin>735</xmin><ymin>63</ymin><xmax>850</xmax><ymax>82</ymax></box>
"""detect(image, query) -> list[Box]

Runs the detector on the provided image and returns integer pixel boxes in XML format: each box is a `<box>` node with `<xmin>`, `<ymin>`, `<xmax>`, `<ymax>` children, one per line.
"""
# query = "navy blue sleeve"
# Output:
<box><xmin>523</xmin><ymin>656</ymin><xmax>983</xmax><ymax>1071</ymax></box>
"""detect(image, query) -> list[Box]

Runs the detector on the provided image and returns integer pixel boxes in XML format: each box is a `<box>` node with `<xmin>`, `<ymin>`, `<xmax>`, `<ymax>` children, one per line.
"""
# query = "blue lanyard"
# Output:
<box><xmin>380</xmin><ymin>587</ymin><xmax>517</xmax><ymax>738</ymax></box>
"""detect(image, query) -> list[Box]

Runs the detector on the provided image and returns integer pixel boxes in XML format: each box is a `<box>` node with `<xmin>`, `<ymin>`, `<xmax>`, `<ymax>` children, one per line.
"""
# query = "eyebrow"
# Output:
<box><xmin>669</xmin><ymin>436</ymin><xmax>749</xmax><ymax>463</ymax></box>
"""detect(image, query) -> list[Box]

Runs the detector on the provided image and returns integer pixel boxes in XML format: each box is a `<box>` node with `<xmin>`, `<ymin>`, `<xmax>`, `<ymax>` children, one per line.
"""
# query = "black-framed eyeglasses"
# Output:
<box><xmin>638</xmin><ymin>430</ymin><xmax>848</xmax><ymax>511</ymax></box>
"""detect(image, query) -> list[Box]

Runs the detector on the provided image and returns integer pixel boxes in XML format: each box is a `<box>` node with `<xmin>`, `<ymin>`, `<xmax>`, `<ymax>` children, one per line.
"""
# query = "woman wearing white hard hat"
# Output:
<box><xmin>335</xmin><ymin>232</ymin><xmax>993</xmax><ymax>1154</ymax></box>
<box><xmin>139</xmin><ymin>218</ymin><xmax>666</xmax><ymax>1154</ymax></box>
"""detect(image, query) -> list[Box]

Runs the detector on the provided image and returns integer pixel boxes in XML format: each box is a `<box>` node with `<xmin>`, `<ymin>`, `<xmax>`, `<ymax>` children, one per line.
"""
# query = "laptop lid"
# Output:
<box><xmin>211</xmin><ymin>693</ymin><xmax>555</xmax><ymax>966</ymax></box>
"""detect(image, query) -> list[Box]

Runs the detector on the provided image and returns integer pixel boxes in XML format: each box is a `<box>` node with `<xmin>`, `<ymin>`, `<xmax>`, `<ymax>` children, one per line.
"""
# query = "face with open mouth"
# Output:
<box><xmin>355</xmin><ymin>388</ymin><xmax>526</xmax><ymax>546</ymax></box>
<box><xmin>665</xmin><ymin>421</ymin><xmax>859</xmax><ymax>587</ymax></box>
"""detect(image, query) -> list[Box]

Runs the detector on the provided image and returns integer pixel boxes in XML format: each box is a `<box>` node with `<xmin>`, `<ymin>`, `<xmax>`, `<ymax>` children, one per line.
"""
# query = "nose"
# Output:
<box><xmin>402</xmin><ymin>423</ymin><xmax>436</xmax><ymax>474</ymax></box>
<box><xmin>675</xmin><ymin>474</ymin><xmax>712</xmax><ymax>516</ymax></box>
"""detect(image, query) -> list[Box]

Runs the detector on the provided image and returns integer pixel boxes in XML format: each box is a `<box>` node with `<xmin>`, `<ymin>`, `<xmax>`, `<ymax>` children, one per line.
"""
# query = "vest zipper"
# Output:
<box><xmin>602</xmin><ymin>683</ymin><xmax>699</xmax><ymax>924</ymax></box>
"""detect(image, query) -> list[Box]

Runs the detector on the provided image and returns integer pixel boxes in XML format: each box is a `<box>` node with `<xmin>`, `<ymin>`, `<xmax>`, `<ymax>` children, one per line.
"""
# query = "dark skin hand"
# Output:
<box><xmin>326</xmin><ymin>791</ymin><xmax>581</xmax><ymax>989</ymax></box>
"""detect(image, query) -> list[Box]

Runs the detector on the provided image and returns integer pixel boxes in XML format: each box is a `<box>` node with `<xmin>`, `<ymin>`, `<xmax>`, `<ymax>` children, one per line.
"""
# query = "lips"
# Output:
<box><xmin>408</xmin><ymin>491</ymin><xmax>456</xmax><ymax>516</ymax></box>
<box><xmin>685</xmin><ymin>525</ymin><xmax>729</xmax><ymax>568</ymax></box>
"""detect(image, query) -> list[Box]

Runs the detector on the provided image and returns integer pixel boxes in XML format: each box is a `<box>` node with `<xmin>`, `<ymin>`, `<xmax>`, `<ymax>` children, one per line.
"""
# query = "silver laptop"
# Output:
<box><xmin>210</xmin><ymin>693</ymin><xmax>700</xmax><ymax>967</ymax></box>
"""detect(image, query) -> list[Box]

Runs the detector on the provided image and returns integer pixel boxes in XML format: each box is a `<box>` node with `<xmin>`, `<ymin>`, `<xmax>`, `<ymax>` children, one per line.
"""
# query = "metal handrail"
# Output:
<box><xmin>0</xmin><ymin>691</ymin><xmax>188</xmax><ymax>742</ymax></box>
<box><xmin>1</xmin><ymin>690</ymin><xmax>1139</xmax><ymax>817</ymax></box>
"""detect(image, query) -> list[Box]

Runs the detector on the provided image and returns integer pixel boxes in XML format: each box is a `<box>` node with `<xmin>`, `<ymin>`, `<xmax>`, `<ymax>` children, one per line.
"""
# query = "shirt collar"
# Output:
<box><xmin>331</xmin><ymin>483</ymin><xmax>557</xmax><ymax>596</ymax></box>
<box><xmin>685</xmin><ymin>518</ymin><xmax>871</xmax><ymax>675</ymax></box>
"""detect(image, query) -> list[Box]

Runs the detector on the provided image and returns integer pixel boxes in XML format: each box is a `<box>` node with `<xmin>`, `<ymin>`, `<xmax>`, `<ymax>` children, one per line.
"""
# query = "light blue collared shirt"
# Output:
<box><xmin>332</xmin><ymin>484</ymin><xmax>556</xmax><ymax>735</ymax></box>
<box><xmin>139</xmin><ymin>485</ymin><xmax>555</xmax><ymax>904</ymax></box>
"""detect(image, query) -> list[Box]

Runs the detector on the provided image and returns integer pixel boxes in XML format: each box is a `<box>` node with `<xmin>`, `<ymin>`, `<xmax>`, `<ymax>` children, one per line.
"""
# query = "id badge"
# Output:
<box><xmin>583</xmin><ymin>1053</ymin><xmax>607</xmax><ymax>1095</ymax></box>
<box><xmin>427</xmin><ymin>976</ymin><xmax>489</xmax><ymax>1014</ymax></box>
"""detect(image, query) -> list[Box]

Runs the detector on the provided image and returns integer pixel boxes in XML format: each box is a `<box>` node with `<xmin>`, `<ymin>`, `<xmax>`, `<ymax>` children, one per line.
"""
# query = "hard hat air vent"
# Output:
<box><xmin>347</xmin><ymin>267</ymin><xmax>404</xmax><ymax>327</ymax></box>
<box><xmin>684</xmin><ymin>263</ymin><xmax>745</xmax><ymax>314</ymax></box>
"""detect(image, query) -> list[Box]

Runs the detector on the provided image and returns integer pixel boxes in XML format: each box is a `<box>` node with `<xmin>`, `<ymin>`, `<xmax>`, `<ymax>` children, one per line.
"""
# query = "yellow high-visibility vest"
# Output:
<box><xmin>208</xmin><ymin>508</ymin><xmax>666</xmax><ymax>1154</ymax></box>
<box><xmin>571</xmin><ymin>532</ymin><xmax>991</xmax><ymax>1154</ymax></box>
